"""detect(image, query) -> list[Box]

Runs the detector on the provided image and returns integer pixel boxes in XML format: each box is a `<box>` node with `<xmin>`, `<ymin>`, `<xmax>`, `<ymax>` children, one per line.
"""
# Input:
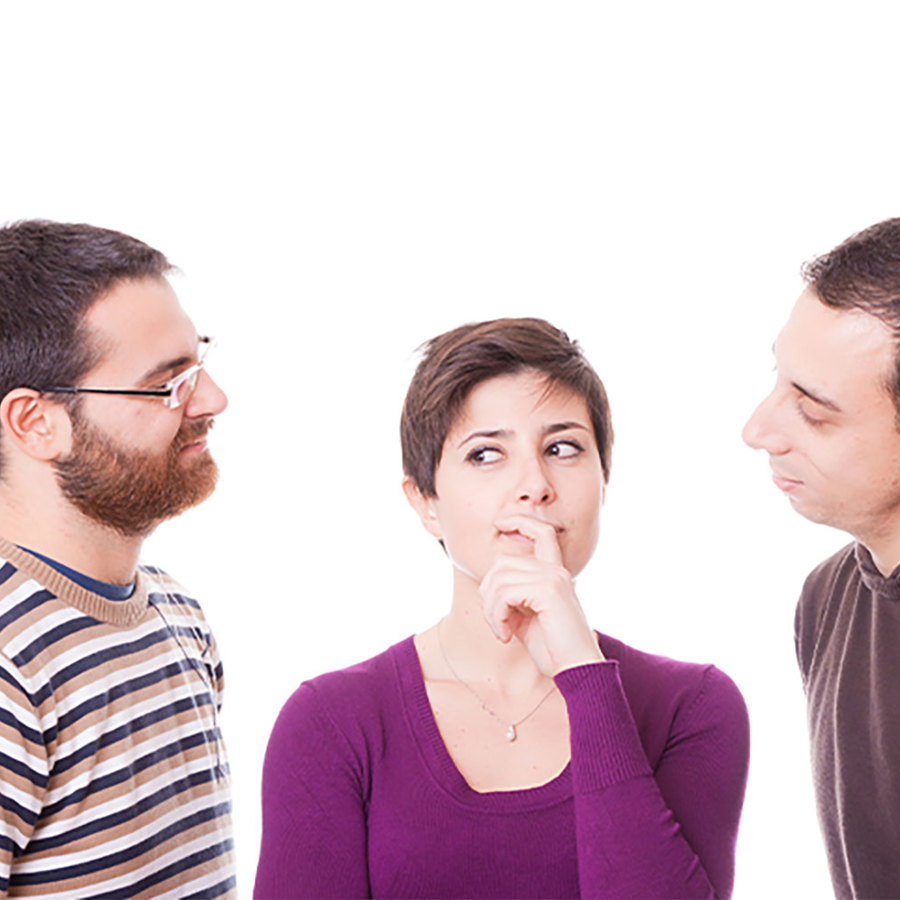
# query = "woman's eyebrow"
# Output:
<box><xmin>456</xmin><ymin>429</ymin><xmax>512</xmax><ymax>448</ymax></box>
<box><xmin>542</xmin><ymin>421</ymin><xmax>590</xmax><ymax>436</ymax></box>
<box><xmin>456</xmin><ymin>421</ymin><xmax>590</xmax><ymax>448</ymax></box>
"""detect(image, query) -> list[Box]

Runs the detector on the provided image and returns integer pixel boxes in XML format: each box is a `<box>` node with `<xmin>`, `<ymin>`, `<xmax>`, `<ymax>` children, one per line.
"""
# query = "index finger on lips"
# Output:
<box><xmin>493</xmin><ymin>515</ymin><xmax>563</xmax><ymax>566</ymax></box>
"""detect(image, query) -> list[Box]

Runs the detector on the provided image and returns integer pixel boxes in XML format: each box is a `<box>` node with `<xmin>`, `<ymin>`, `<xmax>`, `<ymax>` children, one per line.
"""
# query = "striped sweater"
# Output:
<box><xmin>0</xmin><ymin>539</ymin><xmax>235</xmax><ymax>898</ymax></box>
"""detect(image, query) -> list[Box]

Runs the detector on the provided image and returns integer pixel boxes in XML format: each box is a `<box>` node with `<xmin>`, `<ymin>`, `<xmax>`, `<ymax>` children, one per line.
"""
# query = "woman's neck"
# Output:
<box><xmin>434</xmin><ymin>567</ymin><xmax>551</xmax><ymax>698</ymax></box>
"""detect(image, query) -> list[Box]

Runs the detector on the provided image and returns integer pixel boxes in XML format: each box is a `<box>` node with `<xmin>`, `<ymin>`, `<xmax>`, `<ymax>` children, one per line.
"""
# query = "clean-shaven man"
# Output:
<box><xmin>743</xmin><ymin>217</ymin><xmax>900</xmax><ymax>899</ymax></box>
<box><xmin>0</xmin><ymin>221</ymin><xmax>234</xmax><ymax>897</ymax></box>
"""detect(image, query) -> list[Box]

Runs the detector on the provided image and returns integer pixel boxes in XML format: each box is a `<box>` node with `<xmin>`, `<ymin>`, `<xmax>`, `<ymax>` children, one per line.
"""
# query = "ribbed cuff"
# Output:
<box><xmin>555</xmin><ymin>661</ymin><xmax>652</xmax><ymax>792</ymax></box>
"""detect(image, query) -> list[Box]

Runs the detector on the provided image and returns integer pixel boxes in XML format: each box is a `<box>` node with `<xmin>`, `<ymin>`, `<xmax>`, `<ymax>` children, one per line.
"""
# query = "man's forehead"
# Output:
<box><xmin>777</xmin><ymin>288</ymin><xmax>896</xmax><ymax>404</ymax></box>
<box><xmin>780</xmin><ymin>289</ymin><xmax>890</xmax><ymax>349</ymax></box>
<box><xmin>82</xmin><ymin>277</ymin><xmax>198</xmax><ymax>372</ymax></box>
<box><xmin>86</xmin><ymin>276</ymin><xmax>185</xmax><ymax>325</ymax></box>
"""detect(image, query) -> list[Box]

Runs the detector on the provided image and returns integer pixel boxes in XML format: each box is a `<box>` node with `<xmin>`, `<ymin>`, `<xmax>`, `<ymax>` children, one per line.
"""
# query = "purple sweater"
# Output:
<box><xmin>255</xmin><ymin>633</ymin><xmax>749</xmax><ymax>899</ymax></box>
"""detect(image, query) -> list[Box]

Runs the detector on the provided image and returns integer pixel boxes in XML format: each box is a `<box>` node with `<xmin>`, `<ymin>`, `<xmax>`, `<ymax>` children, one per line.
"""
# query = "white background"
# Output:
<box><xmin>3</xmin><ymin>3</ymin><xmax>899</xmax><ymax>896</ymax></box>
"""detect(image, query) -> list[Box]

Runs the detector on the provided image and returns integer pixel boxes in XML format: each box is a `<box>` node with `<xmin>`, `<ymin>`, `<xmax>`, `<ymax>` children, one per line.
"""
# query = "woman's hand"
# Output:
<box><xmin>478</xmin><ymin>514</ymin><xmax>605</xmax><ymax>677</ymax></box>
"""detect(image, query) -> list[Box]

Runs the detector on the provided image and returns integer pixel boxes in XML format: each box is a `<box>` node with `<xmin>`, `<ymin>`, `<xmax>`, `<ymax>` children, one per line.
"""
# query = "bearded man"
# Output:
<box><xmin>0</xmin><ymin>220</ymin><xmax>234</xmax><ymax>897</ymax></box>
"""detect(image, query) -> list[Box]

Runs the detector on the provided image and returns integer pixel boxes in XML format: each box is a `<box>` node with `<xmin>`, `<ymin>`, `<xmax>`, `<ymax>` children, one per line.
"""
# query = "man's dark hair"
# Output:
<box><xmin>0</xmin><ymin>220</ymin><xmax>172</xmax><ymax>402</ymax></box>
<box><xmin>401</xmin><ymin>317</ymin><xmax>613</xmax><ymax>496</ymax></box>
<box><xmin>803</xmin><ymin>217</ymin><xmax>900</xmax><ymax>415</ymax></box>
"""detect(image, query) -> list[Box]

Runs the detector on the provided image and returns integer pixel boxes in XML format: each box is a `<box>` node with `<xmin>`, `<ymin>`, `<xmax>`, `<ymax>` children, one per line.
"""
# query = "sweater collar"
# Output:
<box><xmin>0</xmin><ymin>536</ymin><xmax>150</xmax><ymax>626</ymax></box>
<box><xmin>854</xmin><ymin>542</ymin><xmax>900</xmax><ymax>600</ymax></box>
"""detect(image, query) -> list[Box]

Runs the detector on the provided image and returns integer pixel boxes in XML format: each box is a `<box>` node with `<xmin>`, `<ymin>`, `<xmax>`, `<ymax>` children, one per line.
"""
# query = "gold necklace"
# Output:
<box><xmin>436</xmin><ymin>619</ymin><xmax>557</xmax><ymax>742</ymax></box>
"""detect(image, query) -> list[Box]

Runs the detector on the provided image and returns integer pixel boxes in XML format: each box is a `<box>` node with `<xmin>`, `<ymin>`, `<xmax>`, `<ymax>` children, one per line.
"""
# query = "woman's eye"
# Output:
<box><xmin>465</xmin><ymin>446</ymin><xmax>502</xmax><ymax>465</ymax></box>
<box><xmin>546</xmin><ymin>440</ymin><xmax>583</xmax><ymax>459</ymax></box>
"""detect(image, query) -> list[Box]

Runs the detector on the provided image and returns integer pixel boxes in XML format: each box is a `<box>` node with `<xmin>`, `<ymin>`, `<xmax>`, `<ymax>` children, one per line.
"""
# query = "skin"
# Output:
<box><xmin>405</xmin><ymin>370</ymin><xmax>606</xmax><ymax>791</ymax></box>
<box><xmin>0</xmin><ymin>276</ymin><xmax>227</xmax><ymax>583</ymax></box>
<box><xmin>742</xmin><ymin>286</ymin><xmax>900</xmax><ymax>575</ymax></box>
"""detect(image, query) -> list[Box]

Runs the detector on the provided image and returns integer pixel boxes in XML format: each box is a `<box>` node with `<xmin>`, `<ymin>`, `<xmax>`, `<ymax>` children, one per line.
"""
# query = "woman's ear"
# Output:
<box><xmin>0</xmin><ymin>389</ymin><xmax>72</xmax><ymax>462</ymax></box>
<box><xmin>401</xmin><ymin>476</ymin><xmax>443</xmax><ymax>540</ymax></box>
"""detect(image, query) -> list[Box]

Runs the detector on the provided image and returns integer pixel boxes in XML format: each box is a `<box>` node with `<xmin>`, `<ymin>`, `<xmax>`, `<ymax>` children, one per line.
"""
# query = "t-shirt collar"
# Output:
<box><xmin>854</xmin><ymin>542</ymin><xmax>900</xmax><ymax>599</ymax></box>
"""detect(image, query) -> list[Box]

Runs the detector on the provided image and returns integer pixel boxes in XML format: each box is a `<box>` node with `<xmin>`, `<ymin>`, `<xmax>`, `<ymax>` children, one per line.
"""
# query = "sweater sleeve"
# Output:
<box><xmin>208</xmin><ymin>628</ymin><xmax>225</xmax><ymax>715</ymax></box>
<box><xmin>555</xmin><ymin>661</ymin><xmax>749</xmax><ymax>899</ymax></box>
<box><xmin>0</xmin><ymin>655</ymin><xmax>48</xmax><ymax>899</ymax></box>
<box><xmin>254</xmin><ymin>682</ymin><xmax>370</xmax><ymax>899</ymax></box>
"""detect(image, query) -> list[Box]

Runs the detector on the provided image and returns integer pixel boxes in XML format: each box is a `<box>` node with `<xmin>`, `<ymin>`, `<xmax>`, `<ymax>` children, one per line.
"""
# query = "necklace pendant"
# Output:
<box><xmin>506</xmin><ymin>724</ymin><xmax>517</xmax><ymax>742</ymax></box>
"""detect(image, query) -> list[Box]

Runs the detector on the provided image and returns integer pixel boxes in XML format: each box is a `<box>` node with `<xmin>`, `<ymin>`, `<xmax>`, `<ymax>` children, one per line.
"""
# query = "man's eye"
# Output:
<box><xmin>546</xmin><ymin>440</ymin><xmax>583</xmax><ymax>458</ymax></box>
<box><xmin>796</xmin><ymin>399</ymin><xmax>826</xmax><ymax>427</ymax></box>
<box><xmin>465</xmin><ymin>446</ymin><xmax>502</xmax><ymax>465</ymax></box>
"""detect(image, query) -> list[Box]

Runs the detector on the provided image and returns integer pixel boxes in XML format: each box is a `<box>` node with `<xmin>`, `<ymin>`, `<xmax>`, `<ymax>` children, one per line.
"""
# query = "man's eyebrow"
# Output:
<box><xmin>772</xmin><ymin>340</ymin><xmax>843</xmax><ymax>414</ymax></box>
<box><xmin>456</xmin><ymin>429</ymin><xmax>512</xmax><ymax>448</ymax></box>
<box><xmin>137</xmin><ymin>354</ymin><xmax>193</xmax><ymax>385</ymax></box>
<box><xmin>792</xmin><ymin>381</ymin><xmax>842</xmax><ymax>414</ymax></box>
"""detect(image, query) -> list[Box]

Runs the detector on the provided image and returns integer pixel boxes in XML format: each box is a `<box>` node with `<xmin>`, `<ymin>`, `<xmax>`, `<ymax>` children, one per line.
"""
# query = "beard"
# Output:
<box><xmin>52</xmin><ymin>412</ymin><xmax>219</xmax><ymax>538</ymax></box>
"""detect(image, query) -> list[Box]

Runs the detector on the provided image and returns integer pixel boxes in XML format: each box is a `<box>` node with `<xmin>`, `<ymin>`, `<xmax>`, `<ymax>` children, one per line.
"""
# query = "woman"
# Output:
<box><xmin>255</xmin><ymin>318</ymin><xmax>749</xmax><ymax>899</ymax></box>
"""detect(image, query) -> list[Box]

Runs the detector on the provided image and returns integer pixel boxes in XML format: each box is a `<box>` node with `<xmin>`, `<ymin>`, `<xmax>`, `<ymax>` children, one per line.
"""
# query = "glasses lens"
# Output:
<box><xmin>170</xmin><ymin>369</ymin><xmax>200</xmax><ymax>409</ymax></box>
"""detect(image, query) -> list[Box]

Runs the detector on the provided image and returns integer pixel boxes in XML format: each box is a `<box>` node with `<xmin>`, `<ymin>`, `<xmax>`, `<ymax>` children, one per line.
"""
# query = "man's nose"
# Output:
<box><xmin>742</xmin><ymin>391</ymin><xmax>788</xmax><ymax>454</ymax></box>
<box><xmin>185</xmin><ymin>370</ymin><xmax>228</xmax><ymax>418</ymax></box>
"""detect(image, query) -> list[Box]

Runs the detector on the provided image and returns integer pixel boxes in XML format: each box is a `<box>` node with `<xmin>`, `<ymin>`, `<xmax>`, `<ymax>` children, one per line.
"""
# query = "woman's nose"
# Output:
<box><xmin>514</xmin><ymin>459</ymin><xmax>555</xmax><ymax>504</ymax></box>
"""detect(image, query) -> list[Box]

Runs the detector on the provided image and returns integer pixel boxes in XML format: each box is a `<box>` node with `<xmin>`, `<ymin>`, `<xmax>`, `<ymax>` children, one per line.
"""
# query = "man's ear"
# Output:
<box><xmin>401</xmin><ymin>476</ymin><xmax>443</xmax><ymax>540</ymax></box>
<box><xmin>0</xmin><ymin>389</ymin><xmax>72</xmax><ymax>462</ymax></box>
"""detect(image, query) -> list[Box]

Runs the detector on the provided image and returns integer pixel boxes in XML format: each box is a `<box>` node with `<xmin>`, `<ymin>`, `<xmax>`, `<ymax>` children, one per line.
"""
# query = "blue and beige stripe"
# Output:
<box><xmin>0</xmin><ymin>549</ymin><xmax>234</xmax><ymax>897</ymax></box>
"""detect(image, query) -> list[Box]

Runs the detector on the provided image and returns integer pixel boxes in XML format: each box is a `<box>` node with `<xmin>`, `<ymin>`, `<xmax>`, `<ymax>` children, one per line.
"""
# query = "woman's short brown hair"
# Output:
<box><xmin>400</xmin><ymin>317</ymin><xmax>613</xmax><ymax>496</ymax></box>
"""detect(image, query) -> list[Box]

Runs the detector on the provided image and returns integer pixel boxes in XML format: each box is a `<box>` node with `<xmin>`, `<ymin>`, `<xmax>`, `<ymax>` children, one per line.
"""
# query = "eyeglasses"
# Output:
<box><xmin>35</xmin><ymin>336</ymin><xmax>215</xmax><ymax>410</ymax></box>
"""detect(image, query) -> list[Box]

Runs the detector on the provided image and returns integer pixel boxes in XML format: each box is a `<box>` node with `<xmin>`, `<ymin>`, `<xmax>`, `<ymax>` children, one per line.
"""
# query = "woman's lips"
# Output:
<box><xmin>497</xmin><ymin>525</ymin><xmax>564</xmax><ymax>542</ymax></box>
<box><xmin>499</xmin><ymin>529</ymin><xmax>536</xmax><ymax>544</ymax></box>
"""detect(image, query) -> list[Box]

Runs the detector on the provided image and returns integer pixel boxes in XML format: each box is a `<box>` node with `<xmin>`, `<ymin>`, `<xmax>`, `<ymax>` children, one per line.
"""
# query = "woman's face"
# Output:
<box><xmin>411</xmin><ymin>370</ymin><xmax>605</xmax><ymax>582</ymax></box>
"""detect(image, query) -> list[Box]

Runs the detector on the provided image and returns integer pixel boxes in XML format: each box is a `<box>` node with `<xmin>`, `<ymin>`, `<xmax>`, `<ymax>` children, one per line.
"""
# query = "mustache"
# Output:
<box><xmin>172</xmin><ymin>418</ymin><xmax>214</xmax><ymax>451</ymax></box>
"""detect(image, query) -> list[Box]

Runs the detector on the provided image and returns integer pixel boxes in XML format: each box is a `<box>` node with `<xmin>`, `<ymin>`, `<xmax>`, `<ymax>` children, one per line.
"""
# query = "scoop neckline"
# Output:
<box><xmin>392</xmin><ymin>634</ymin><xmax>573</xmax><ymax>812</ymax></box>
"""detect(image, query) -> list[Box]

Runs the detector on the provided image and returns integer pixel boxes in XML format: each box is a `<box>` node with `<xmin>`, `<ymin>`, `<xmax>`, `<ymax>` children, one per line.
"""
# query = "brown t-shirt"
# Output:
<box><xmin>796</xmin><ymin>542</ymin><xmax>900</xmax><ymax>899</ymax></box>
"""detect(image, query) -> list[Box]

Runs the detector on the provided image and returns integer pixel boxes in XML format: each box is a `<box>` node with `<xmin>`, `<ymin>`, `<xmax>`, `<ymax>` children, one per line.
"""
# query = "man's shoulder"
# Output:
<box><xmin>798</xmin><ymin>542</ymin><xmax>859</xmax><ymax>613</ymax></box>
<box><xmin>139</xmin><ymin>562</ymin><xmax>189</xmax><ymax>592</ymax></box>
<box><xmin>795</xmin><ymin>542</ymin><xmax>860</xmax><ymax>684</ymax></box>
<box><xmin>803</xmin><ymin>541</ymin><xmax>859</xmax><ymax>588</ymax></box>
<box><xmin>139</xmin><ymin>563</ymin><xmax>208</xmax><ymax>616</ymax></box>
<box><xmin>0</xmin><ymin>550</ymin><xmax>74</xmax><ymax>669</ymax></box>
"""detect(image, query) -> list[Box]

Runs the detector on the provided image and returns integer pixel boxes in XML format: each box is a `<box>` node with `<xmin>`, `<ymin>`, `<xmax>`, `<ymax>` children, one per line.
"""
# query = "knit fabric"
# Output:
<box><xmin>0</xmin><ymin>539</ymin><xmax>235</xmax><ymax>898</ymax></box>
<box><xmin>255</xmin><ymin>632</ymin><xmax>749</xmax><ymax>899</ymax></box>
<box><xmin>796</xmin><ymin>542</ymin><xmax>900</xmax><ymax>899</ymax></box>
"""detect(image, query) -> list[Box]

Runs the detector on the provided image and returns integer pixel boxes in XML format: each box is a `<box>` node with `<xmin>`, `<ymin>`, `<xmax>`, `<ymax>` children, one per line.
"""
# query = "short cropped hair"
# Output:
<box><xmin>0</xmin><ymin>220</ymin><xmax>171</xmax><ymax>475</ymax></box>
<box><xmin>0</xmin><ymin>220</ymin><xmax>171</xmax><ymax>403</ymax></box>
<box><xmin>401</xmin><ymin>318</ymin><xmax>613</xmax><ymax>496</ymax></box>
<box><xmin>803</xmin><ymin>217</ymin><xmax>900</xmax><ymax>417</ymax></box>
